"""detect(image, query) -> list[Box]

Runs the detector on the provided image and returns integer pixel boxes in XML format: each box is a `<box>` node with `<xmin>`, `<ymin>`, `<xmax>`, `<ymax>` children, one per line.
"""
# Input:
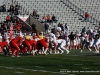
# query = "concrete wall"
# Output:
<box><xmin>28</xmin><ymin>15</ymin><xmax>45</xmax><ymax>32</ymax></box>
<box><xmin>16</xmin><ymin>15</ymin><xmax>32</xmax><ymax>31</ymax></box>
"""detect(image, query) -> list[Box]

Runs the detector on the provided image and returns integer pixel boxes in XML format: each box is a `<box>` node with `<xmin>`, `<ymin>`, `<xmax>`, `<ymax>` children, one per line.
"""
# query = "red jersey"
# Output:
<box><xmin>0</xmin><ymin>42</ymin><xmax>8</xmax><ymax>48</ymax></box>
<box><xmin>29</xmin><ymin>40</ymin><xmax>37</xmax><ymax>45</ymax></box>
<box><xmin>42</xmin><ymin>16</ymin><xmax>47</xmax><ymax>20</ymax></box>
<box><xmin>37</xmin><ymin>38</ymin><xmax>48</xmax><ymax>49</ymax></box>
<box><xmin>47</xmin><ymin>15</ymin><xmax>51</xmax><ymax>20</ymax></box>
<box><xmin>29</xmin><ymin>40</ymin><xmax>37</xmax><ymax>50</ymax></box>
<box><xmin>85</xmin><ymin>13</ymin><xmax>89</xmax><ymax>18</ymax></box>
<box><xmin>11</xmin><ymin>36</ymin><xmax>22</xmax><ymax>44</ymax></box>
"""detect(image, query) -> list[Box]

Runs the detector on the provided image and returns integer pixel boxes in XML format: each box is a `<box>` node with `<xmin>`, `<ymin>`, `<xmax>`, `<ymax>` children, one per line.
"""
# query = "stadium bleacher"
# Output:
<box><xmin>0</xmin><ymin>0</ymin><xmax>99</xmax><ymax>33</ymax></box>
<box><xmin>69</xmin><ymin>0</ymin><xmax>100</xmax><ymax>20</ymax></box>
<box><xmin>14</xmin><ymin>0</ymin><xmax>98</xmax><ymax>33</ymax></box>
<box><xmin>0</xmin><ymin>0</ymin><xmax>11</xmax><ymax>21</ymax></box>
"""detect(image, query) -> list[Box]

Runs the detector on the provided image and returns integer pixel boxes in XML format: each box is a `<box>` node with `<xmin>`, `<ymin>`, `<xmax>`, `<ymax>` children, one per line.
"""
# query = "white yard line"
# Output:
<box><xmin>74</xmin><ymin>64</ymin><xmax>83</xmax><ymax>66</ymax></box>
<box><xmin>0</xmin><ymin>66</ymin><xmax>70</xmax><ymax>75</ymax></box>
<box><xmin>15</xmin><ymin>72</ymin><xmax>24</xmax><ymax>74</ymax></box>
<box><xmin>44</xmin><ymin>56</ymin><xmax>96</xmax><ymax>63</ymax></box>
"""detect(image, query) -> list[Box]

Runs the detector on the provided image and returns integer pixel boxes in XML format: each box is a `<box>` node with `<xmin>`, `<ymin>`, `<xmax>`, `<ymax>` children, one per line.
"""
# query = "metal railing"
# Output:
<box><xmin>63</xmin><ymin>0</ymin><xmax>100</xmax><ymax>25</ymax></box>
<box><xmin>2</xmin><ymin>0</ymin><xmax>8</xmax><ymax>4</ymax></box>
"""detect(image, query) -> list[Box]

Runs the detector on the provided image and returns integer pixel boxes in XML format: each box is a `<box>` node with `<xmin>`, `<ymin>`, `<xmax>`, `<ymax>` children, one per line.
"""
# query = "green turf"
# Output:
<box><xmin>0</xmin><ymin>49</ymin><xmax>100</xmax><ymax>75</ymax></box>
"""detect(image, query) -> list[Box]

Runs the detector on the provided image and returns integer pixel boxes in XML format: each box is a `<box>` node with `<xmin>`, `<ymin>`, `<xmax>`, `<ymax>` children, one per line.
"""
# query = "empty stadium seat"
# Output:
<box><xmin>14</xmin><ymin>0</ymin><xmax>98</xmax><ymax>33</ymax></box>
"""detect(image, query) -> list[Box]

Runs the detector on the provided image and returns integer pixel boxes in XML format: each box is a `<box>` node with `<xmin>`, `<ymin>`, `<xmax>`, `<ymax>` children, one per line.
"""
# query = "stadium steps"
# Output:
<box><xmin>66</xmin><ymin>0</ymin><xmax>100</xmax><ymax>21</ymax></box>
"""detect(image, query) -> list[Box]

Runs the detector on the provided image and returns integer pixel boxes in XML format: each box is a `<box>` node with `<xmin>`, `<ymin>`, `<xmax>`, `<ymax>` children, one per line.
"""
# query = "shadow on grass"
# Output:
<box><xmin>81</xmin><ymin>54</ymin><xmax>100</xmax><ymax>56</ymax></box>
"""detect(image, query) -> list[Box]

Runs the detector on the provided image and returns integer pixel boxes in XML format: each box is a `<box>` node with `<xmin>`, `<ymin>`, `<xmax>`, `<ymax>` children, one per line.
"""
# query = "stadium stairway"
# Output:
<box><xmin>15</xmin><ymin>0</ymin><xmax>98</xmax><ymax>33</ymax></box>
<box><xmin>67</xmin><ymin>0</ymin><xmax>100</xmax><ymax>21</ymax></box>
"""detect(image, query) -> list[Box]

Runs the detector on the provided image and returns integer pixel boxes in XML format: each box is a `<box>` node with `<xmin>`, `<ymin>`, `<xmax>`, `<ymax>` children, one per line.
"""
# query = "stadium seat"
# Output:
<box><xmin>13</xmin><ymin>0</ymin><xmax>99</xmax><ymax>33</ymax></box>
<box><xmin>68</xmin><ymin>0</ymin><xmax>100</xmax><ymax>21</ymax></box>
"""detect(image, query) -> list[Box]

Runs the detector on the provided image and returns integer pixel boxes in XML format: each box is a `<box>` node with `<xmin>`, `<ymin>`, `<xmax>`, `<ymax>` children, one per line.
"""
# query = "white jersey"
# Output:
<box><xmin>84</xmin><ymin>37</ymin><xmax>89</xmax><ymax>42</ymax></box>
<box><xmin>74</xmin><ymin>39</ymin><xmax>77</xmax><ymax>45</ymax></box>
<box><xmin>92</xmin><ymin>37</ymin><xmax>100</xmax><ymax>47</ymax></box>
<box><xmin>90</xmin><ymin>38</ymin><xmax>94</xmax><ymax>47</ymax></box>
<box><xmin>65</xmin><ymin>37</ymin><xmax>70</xmax><ymax>45</ymax></box>
<box><xmin>80</xmin><ymin>36</ymin><xmax>85</xmax><ymax>42</ymax></box>
<box><xmin>76</xmin><ymin>37</ymin><xmax>81</xmax><ymax>45</ymax></box>
<box><xmin>48</xmin><ymin>33</ymin><xmax>56</xmax><ymax>43</ymax></box>
<box><xmin>96</xmin><ymin>38</ymin><xmax>100</xmax><ymax>46</ymax></box>
<box><xmin>56</xmin><ymin>39</ymin><xmax>66</xmax><ymax>46</ymax></box>
<box><xmin>61</xmin><ymin>39</ymin><xmax>66</xmax><ymax>46</ymax></box>
<box><xmin>56</xmin><ymin>39</ymin><xmax>62</xmax><ymax>43</ymax></box>
<box><xmin>0</xmin><ymin>36</ymin><xmax>2</xmax><ymax>42</ymax></box>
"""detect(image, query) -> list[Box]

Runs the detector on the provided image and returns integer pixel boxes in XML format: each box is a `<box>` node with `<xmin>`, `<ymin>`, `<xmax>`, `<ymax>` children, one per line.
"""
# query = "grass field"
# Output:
<box><xmin>0</xmin><ymin>49</ymin><xmax>100</xmax><ymax>75</ymax></box>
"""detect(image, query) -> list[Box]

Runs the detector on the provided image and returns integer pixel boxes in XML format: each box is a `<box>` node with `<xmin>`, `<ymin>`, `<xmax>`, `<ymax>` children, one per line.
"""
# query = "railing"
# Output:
<box><xmin>2</xmin><ymin>0</ymin><xmax>8</xmax><ymax>4</ymax></box>
<box><xmin>63</xmin><ymin>0</ymin><xmax>100</xmax><ymax>26</ymax></box>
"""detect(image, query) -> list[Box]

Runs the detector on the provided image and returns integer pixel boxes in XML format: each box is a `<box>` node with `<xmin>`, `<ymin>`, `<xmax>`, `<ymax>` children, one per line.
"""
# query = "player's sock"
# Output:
<box><xmin>66</xmin><ymin>49</ymin><xmax>70</xmax><ymax>54</ymax></box>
